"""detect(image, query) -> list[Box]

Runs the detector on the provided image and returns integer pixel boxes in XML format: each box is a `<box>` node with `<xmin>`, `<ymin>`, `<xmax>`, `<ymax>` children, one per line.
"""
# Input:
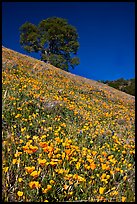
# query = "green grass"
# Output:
<box><xmin>2</xmin><ymin>46</ymin><xmax>135</xmax><ymax>202</ymax></box>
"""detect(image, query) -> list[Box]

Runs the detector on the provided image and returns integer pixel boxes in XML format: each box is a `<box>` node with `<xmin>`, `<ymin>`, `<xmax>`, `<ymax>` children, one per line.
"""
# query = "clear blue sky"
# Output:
<box><xmin>2</xmin><ymin>2</ymin><xmax>135</xmax><ymax>81</ymax></box>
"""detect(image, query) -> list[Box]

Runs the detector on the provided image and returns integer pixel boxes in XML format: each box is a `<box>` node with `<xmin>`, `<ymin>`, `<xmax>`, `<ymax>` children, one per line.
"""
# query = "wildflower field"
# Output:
<box><xmin>2</xmin><ymin>46</ymin><xmax>135</xmax><ymax>202</ymax></box>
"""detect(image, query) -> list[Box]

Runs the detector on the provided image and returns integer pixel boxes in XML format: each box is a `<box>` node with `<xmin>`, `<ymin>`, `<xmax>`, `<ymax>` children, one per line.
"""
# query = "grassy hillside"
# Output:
<box><xmin>2</xmin><ymin>46</ymin><xmax>135</xmax><ymax>202</ymax></box>
<box><xmin>99</xmin><ymin>78</ymin><xmax>135</xmax><ymax>96</ymax></box>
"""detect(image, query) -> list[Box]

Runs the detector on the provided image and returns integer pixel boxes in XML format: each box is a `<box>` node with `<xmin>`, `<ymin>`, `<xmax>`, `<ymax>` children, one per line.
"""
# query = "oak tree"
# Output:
<box><xmin>19</xmin><ymin>17</ymin><xmax>80</xmax><ymax>71</ymax></box>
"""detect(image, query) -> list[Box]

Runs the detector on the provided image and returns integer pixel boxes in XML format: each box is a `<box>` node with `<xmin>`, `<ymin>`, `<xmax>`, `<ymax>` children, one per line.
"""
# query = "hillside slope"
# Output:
<box><xmin>2</xmin><ymin>46</ymin><xmax>135</xmax><ymax>202</ymax></box>
<box><xmin>100</xmin><ymin>78</ymin><xmax>135</xmax><ymax>96</ymax></box>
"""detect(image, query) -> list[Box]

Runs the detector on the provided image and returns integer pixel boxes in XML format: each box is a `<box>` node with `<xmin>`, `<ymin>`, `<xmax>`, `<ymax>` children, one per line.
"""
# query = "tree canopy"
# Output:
<box><xmin>19</xmin><ymin>17</ymin><xmax>80</xmax><ymax>71</ymax></box>
<box><xmin>100</xmin><ymin>78</ymin><xmax>135</xmax><ymax>96</ymax></box>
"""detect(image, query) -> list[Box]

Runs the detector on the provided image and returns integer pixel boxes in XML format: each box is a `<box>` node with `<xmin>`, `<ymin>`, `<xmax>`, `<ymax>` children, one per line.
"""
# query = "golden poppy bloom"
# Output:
<box><xmin>55</xmin><ymin>137</ymin><xmax>61</xmax><ymax>143</ymax></box>
<box><xmin>108</xmin><ymin>155</ymin><xmax>114</xmax><ymax>160</ymax></box>
<box><xmin>84</xmin><ymin>164</ymin><xmax>90</xmax><ymax>170</ymax></box>
<box><xmin>99</xmin><ymin>157</ymin><xmax>105</xmax><ymax>163</ymax></box>
<box><xmin>25</xmin><ymin>166</ymin><xmax>35</xmax><ymax>173</ymax></box>
<box><xmin>54</xmin><ymin>132</ymin><xmax>59</xmax><ymax>136</ymax></box>
<box><xmin>106</xmin><ymin>175</ymin><xmax>110</xmax><ymax>180</ymax></box>
<box><xmin>47</xmin><ymin>185</ymin><xmax>52</xmax><ymax>190</ymax></box>
<box><xmin>38</xmin><ymin>158</ymin><xmax>47</xmax><ymax>166</ymax></box>
<box><xmin>101</xmin><ymin>163</ymin><xmax>110</xmax><ymax>170</ymax></box>
<box><xmin>29</xmin><ymin>181</ymin><xmax>41</xmax><ymax>189</ymax></box>
<box><xmin>3</xmin><ymin>167</ymin><xmax>9</xmax><ymax>173</ymax></box>
<box><xmin>123</xmin><ymin>175</ymin><xmax>127</xmax><ymax>181</ymax></box>
<box><xmin>122</xmin><ymin>196</ymin><xmax>126</xmax><ymax>202</ymax></box>
<box><xmin>17</xmin><ymin>191</ymin><xmax>23</xmax><ymax>197</ymax></box>
<box><xmin>76</xmin><ymin>162</ymin><xmax>81</xmax><ymax>170</ymax></box>
<box><xmin>43</xmin><ymin>188</ymin><xmax>48</xmax><ymax>194</ymax></box>
<box><xmin>22</xmin><ymin>145</ymin><xmax>29</xmax><ymax>151</ymax></box>
<box><xmin>49</xmin><ymin>180</ymin><xmax>55</xmax><ymax>185</ymax></box>
<box><xmin>14</xmin><ymin>151</ymin><xmax>22</xmax><ymax>157</ymax></box>
<box><xmin>73</xmin><ymin>174</ymin><xmax>78</xmax><ymax>180</ymax></box>
<box><xmin>12</xmin><ymin>159</ymin><xmax>17</xmax><ymax>164</ymax></box>
<box><xmin>101</xmin><ymin>173</ymin><xmax>106</xmax><ymax>180</ymax></box>
<box><xmin>90</xmin><ymin>162</ymin><xmax>96</xmax><ymax>170</ymax></box>
<box><xmin>63</xmin><ymin>97</ymin><xmax>67</xmax><ymax>101</ymax></box>
<box><xmin>62</xmin><ymin>152</ymin><xmax>65</xmax><ymax>160</ymax></box>
<box><xmin>65</xmin><ymin>149</ymin><xmax>71</xmax><ymax>155</ymax></box>
<box><xmin>23</xmin><ymin>144</ymin><xmax>38</xmax><ymax>154</ymax></box>
<box><xmin>9</xmin><ymin>96</ymin><xmax>15</xmax><ymax>100</ymax></box>
<box><xmin>18</xmin><ymin>178</ymin><xmax>23</xmax><ymax>182</ymax></box>
<box><xmin>39</xmin><ymin>142</ymin><xmax>48</xmax><ymax>148</ymax></box>
<box><xmin>99</xmin><ymin>187</ymin><xmax>105</xmax><ymax>194</ymax></box>
<box><xmin>115</xmin><ymin>167</ymin><xmax>120</xmax><ymax>172</ymax></box>
<box><xmin>56</xmin><ymin>168</ymin><xmax>64</xmax><ymax>174</ymax></box>
<box><xmin>64</xmin><ymin>174</ymin><xmax>73</xmax><ymax>181</ymax></box>
<box><xmin>19</xmin><ymin>139</ymin><xmax>23</xmax><ymax>144</ymax></box>
<box><xmin>25</xmin><ymin>149</ymin><xmax>34</xmax><ymax>154</ymax></box>
<box><xmin>77</xmin><ymin>175</ymin><xmax>86</xmax><ymax>182</ymax></box>
<box><xmin>29</xmin><ymin>145</ymin><xmax>38</xmax><ymax>153</ymax></box>
<box><xmin>73</xmin><ymin>174</ymin><xmax>86</xmax><ymax>182</ymax></box>
<box><xmin>64</xmin><ymin>184</ymin><xmax>69</xmax><ymax>190</ymax></box>
<box><xmin>92</xmin><ymin>151</ymin><xmax>97</xmax><ymax>156</ymax></box>
<box><xmin>43</xmin><ymin>185</ymin><xmax>52</xmax><ymax>193</ymax></box>
<box><xmin>49</xmin><ymin>161</ymin><xmax>57</xmax><ymax>166</ymax></box>
<box><xmin>43</xmin><ymin>146</ymin><xmax>54</xmax><ymax>153</ymax></box>
<box><xmin>102</xmin><ymin>151</ymin><xmax>107</xmax><ymax>157</ymax></box>
<box><xmin>30</xmin><ymin>170</ymin><xmax>40</xmax><ymax>178</ymax></box>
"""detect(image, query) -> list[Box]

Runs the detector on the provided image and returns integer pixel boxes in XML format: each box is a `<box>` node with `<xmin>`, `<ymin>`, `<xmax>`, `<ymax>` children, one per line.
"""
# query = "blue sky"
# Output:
<box><xmin>2</xmin><ymin>2</ymin><xmax>135</xmax><ymax>81</ymax></box>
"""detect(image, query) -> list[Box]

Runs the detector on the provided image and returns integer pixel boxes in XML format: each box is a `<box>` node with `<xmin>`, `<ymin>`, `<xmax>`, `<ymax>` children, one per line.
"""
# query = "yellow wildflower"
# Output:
<box><xmin>3</xmin><ymin>167</ymin><xmax>9</xmax><ymax>173</ymax></box>
<box><xmin>20</xmin><ymin>139</ymin><xmax>23</xmax><ymax>144</ymax></box>
<box><xmin>62</xmin><ymin>152</ymin><xmax>65</xmax><ymax>160</ymax></box>
<box><xmin>21</xmin><ymin>127</ymin><xmax>26</xmax><ymax>132</ymax></box>
<box><xmin>29</xmin><ymin>145</ymin><xmax>38</xmax><ymax>153</ymax></box>
<box><xmin>12</xmin><ymin>159</ymin><xmax>17</xmax><ymax>164</ymax></box>
<box><xmin>110</xmin><ymin>191</ymin><xmax>118</xmax><ymax>196</ymax></box>
<box><xmin>101</xmin><ymin>163</ymin><xmax>110</xmax><ymax>170</ymax></box>
<box><xmin>101</xmin><ymin>173</ymin><xmax>106</xmax><ymax>180</ymax></box>
<box><xmin>122</xmin><ymin>196</ymin><xmax>126</xmax><ymax>202</ymax></box>
<box><xmin>102</xmin><ymin>151</ymin><xmax>107</xmax><ymax>157</ymax></box>
<box><xmin>17</xmin><ymin>191</ymin><xmax>23</xmax><ymax>197</ymax></box>
<box><xmin>64</xmin><ymin>184</ymin><xmax>69</xmax><ymax>190</ymax></box>
<box><xmin>43</xmin><ymin>189</ymin><xmax>48</xmax><ymax>194</ymax></box>
<box><xmin>90</xmin><ymin>162</ymin><xmax>96</xmax><ymax>170</ymax></box>
<box><xmin>30</xmin><ymin>170</ymin><xmax>40</xmax><ymax>178</ymax></box>
<box><xmin>49</xmin><ymin>180</ymin><xmax>55</xmax><ymax>185</ymax></box>
<box><xmin>123</xmin><ymin>175</ymin><xmax>127</xmax><ymax>181</ymax></box>
<box><xmin>99</xmin><ymin>187</ymin><xmax>105</xmax><ymax>194</ymax></box>
<box><xmin>115</xmin><ymin>167</ymin><xmax>120</xmax><ymax>172</ymax></box>
<box><xmin>92</xmin><ymin>151</ymin><xmax>97</xmax><ymax>156</ymax></box>
<box><xmin>18</xmin><ymin>178</ymin><xmax>23</xmax><ymax>182</ymax></box>
<box><xmin>106</xmin><ymin>175</ymin><xmax>110</xmax><ymax>180</ymax></box>
<box><xmin>68</xmin><ymin>191</ymin><xmax>73</xmax><ymax>195</ymax></box>
<box><xmin>120</xmin><ymin>169</ymin><xmax>124</xmax><ymax>174</ymax></box>
<box><xmin>84</xmin><ymin>164</ymin><xmax>90</xmax><ymax>170</ymax></box>
<box><xmin>14</xmin><ymin>151</ymin><xmax>22</xmax><ymax>157</ymax></box>
<box><xmin>55</xmin><ymin>137</ymin><xmax>61</xmax><ymax>143</ymax></box>
<box><xmin>47</xmin><ymin>185</ymin><xmax>52</xmax><ymax>190</ymax></box>
<box><xmin>29</xmin><ymin>181</ymin><xmax>41</xmax><ymax>189</ymax></box>
<box><xmin>25</xmin><ymin>166</ymin><xmax>35</xmax><ymax>173</ymax></box>
<box><xmin>43</xmin><ymin>185</ymin><xmax>52</xmax><ymax>194</ymax></box>
<box><xmin>128</xmin><ymin>163</ymin><xmax>132</xmax><ymax>168</ymax></box>
<box><xmin>76</xmin><ymin>162</ymin><xmax>81</xmax><ymax>170</ymax></box>
<box><xmin>38</xmin><ymin>158</ymin><xmax>47</xmax><ymax>166</ymax></box>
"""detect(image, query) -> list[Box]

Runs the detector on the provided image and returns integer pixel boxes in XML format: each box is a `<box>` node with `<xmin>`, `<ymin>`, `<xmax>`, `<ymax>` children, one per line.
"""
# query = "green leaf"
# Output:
<box><xmin>19</xmin><ymin>17</ymin><xmax>80</xmax><ymax>71</ymax></box>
